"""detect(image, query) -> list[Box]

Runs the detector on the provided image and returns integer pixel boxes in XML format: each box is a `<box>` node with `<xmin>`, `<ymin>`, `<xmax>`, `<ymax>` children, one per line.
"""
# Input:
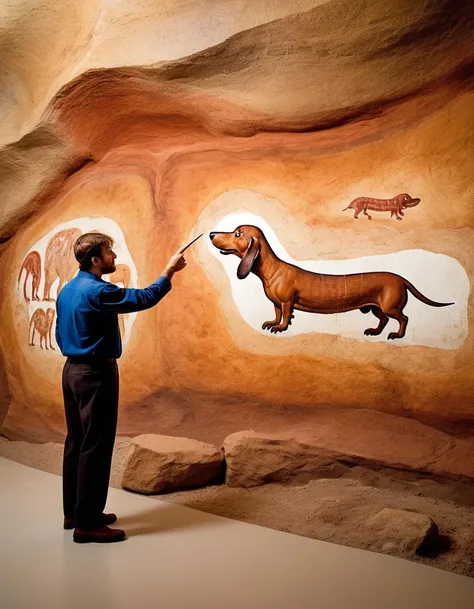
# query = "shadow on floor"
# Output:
<box><xmin>115</xmin><ymin>501</ymin><xmax>227</xmax><ymax>537</ymax></box>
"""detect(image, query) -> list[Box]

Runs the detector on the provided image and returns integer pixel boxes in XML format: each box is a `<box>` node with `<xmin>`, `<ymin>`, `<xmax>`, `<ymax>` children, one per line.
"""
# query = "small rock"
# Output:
<box><xmin>366</xmin><ymin>508</ymin><xmax>439</xmax><ymax>556</ymax></box>
<box><xmin>121</xmin><ymin>434</ymin><xmax>224</xmax><ymax>494</ymax></box>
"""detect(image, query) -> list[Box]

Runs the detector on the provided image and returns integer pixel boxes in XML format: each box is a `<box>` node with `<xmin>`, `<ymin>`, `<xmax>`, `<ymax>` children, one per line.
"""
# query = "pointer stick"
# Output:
<box><xmin>179</xmin><ymin>233</ymin><xmax>203</xmax><ymax>253</ymax></box>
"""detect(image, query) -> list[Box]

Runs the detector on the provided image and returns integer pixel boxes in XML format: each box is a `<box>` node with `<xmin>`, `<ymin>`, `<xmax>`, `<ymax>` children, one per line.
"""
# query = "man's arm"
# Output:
<box><xmin>97</xmin><ymin>276</ymin><xmax>172</xmax><ymax>314</ymax></box>
<box><xmin>96</xmin><ymin>249</ymin><xmax>186</xmax><ymax>314</ymax></box>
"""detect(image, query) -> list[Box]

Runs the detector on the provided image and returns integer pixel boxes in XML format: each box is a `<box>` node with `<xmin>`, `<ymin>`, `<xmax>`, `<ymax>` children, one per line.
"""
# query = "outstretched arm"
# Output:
<box><xmin>96</xmin><ymin>247</ymin><xmax>187</xmax><ymax>314</ymax></box>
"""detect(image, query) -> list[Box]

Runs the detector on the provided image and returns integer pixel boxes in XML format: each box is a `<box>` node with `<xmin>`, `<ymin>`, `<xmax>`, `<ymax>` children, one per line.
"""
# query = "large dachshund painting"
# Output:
<box><xmin>209</xmin><ymin>225</ymin><xmax>454</xmax><ymax>340</ymax></box>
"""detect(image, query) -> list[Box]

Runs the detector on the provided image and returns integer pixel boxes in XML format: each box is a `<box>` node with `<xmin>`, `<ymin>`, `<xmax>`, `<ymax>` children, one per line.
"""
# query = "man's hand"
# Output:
<box><xmin>162</xmin><ymin>249</ymin><xmax>187</xmax><ymax>279</ymax></box>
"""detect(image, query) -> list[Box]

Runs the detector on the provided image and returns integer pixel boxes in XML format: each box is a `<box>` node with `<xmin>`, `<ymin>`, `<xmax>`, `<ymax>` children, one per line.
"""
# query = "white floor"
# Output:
<box><xmin>1</xmin><ymin>458</ymin><xmax>473</xmax><ymax>609</ymax></box>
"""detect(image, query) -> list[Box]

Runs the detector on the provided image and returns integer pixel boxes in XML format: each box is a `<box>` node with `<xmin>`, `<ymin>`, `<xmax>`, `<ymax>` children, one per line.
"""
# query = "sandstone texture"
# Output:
<box><xmin>0</xmin><ymin>0</ymin><xmax>473</xmax><ymax>482</ymax></box>
<box><xmin>222</xmin><ymin>413</ymin><xmax>474</xmax><ymax>487</ymax></box>
<box><xmin>366</xmin><ymin>508</ymin><xmax>439</xmax><ymax>556</ymax></box>
<box><xmin>224</xmin><ymin>430</ymin><xmax>349</xmax><ymax>487</ymax></box>
<box><xmin>121</xmin><ymin>434</ymin><xmax>224</xmax><ymax>494</ymax></box>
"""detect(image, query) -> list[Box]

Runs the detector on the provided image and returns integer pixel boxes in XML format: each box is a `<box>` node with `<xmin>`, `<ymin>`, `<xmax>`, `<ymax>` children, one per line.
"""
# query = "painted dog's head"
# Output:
<box><xmin>395</xmin><ymin>194</ymin><xmax>421</xmax><ymax>208</ymax></box>
<box><xmin>209</xmin><ymin>225</ymin><xmax>266</xmax><ymax>279</ymax></box>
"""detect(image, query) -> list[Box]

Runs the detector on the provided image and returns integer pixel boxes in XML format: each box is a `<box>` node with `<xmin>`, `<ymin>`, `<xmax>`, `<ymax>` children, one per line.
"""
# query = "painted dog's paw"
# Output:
<box><xmin>387</xmin><ymin>332</ymin><xmax>401</xmax><ymax>340</ymax></box>
<box><xmin>364</xmin><ymin>329</ymin><xmax>377</xmax><ymax>336</ymax></box>
<box><xmin>270</xmin><ymin>325</ymin><xmax>288</xmax><ymax>334</ymax></box>
<box><xmin>262</xmin><ymin>321</ymin><xmax>275</xmax><ymax>330</ymax></box>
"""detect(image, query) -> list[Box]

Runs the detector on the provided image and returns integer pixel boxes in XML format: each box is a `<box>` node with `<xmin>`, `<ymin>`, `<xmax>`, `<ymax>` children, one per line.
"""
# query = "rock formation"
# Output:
<box><xmin>0</xmin><ymin>1</ymin><xmax>472</xmax><ymax>480</ymax></box>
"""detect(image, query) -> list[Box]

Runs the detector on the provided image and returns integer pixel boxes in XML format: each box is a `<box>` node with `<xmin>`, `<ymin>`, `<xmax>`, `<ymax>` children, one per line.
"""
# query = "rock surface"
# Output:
<box><xmin>0</xmin><ymin>0</ymin><xmax>473</xmax><ymax>484</ymax></box>
<box><xmin>122</xmin><ymin>434</ymin><xmax>224</xmax><ymax>494</ymax></box>
<box><xmin>365</xmin><ymin>508</ymin><xmax>439</xmax><ymax>556</ymax></box>
<box><xmin>222</xmin><ymin>421</ymin><xmax>474</xmax><ymax>487</ymax></box>
<box><xmin>223</xmin><ymin>430</ymin><xmax>356</xmax><ymax>487</ymax></box>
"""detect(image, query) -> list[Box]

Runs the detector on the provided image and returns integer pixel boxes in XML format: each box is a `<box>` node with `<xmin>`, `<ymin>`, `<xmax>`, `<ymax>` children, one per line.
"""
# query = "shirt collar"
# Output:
<box><xmin>77</xmin><ymin>270</ymin><xmax>105</xmax><ymax>282</ymax></box>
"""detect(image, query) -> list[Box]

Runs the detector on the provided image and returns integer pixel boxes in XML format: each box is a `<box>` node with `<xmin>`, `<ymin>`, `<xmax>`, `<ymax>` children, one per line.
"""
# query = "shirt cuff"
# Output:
<box><xmin>157</xmin><ymin>275</ymin><xmax>172</xmax><ymax>290</ymax></box>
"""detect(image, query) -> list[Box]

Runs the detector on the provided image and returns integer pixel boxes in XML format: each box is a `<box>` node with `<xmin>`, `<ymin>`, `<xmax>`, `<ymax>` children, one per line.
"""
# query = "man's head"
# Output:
<box><xmin>74</xmin><ymin>233</ymin><xmax>117</xmax><ymax>275</ymax></box>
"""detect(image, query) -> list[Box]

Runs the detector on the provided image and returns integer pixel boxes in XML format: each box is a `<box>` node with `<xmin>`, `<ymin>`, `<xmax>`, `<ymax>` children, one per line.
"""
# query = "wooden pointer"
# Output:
<box><xmin>179</xmin><ymin>233</ymin><xmax>204</xmax><ymax>253</ymax></box>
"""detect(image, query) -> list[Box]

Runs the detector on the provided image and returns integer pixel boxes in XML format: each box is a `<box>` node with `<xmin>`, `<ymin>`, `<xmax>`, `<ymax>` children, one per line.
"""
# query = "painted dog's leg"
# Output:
<box><xmin>262</xmin><ymin>304</ymin><xmax>282</xmax><ymax>330</ymax></box>
<box><xmin>364</xmin><ymin>307</ymin><xmax>389</xmax><ymax>336</ymax></box>
<box><xmin>385</xmin><ymin>309</ymin><xmax>408</xmax><ymax>340</ymax></box>
<box><xmin>270</xmin><ymin>301</ymin><xmax>294</xmax><ymax>334</ymax></box>
<box><xmin>363</xmin><ymin>207</ymin><xmax>372</xmax><ymax>220</ymax></box>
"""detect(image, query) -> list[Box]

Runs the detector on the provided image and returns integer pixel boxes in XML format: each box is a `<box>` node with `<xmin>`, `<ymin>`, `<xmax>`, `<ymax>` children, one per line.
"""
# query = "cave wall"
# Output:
<box><xmin>0</xmin><ymin>0</ymin><xmax>473</xmax><ymax>451</ymax></box>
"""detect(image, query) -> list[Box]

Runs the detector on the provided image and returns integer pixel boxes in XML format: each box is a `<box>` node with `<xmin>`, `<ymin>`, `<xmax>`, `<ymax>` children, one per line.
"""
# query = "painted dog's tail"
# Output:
<box><xmin>404</xmin><ymin>279</ymin><xmax>454</xmax><ymax>307</ymax></box>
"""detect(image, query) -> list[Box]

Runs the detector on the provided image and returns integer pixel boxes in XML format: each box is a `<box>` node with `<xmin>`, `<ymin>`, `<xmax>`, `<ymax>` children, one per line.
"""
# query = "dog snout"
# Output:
<box><xmin>209</xmin><ymin>232</ymin><xmax>216</xmax><ymax>241</ymax></box>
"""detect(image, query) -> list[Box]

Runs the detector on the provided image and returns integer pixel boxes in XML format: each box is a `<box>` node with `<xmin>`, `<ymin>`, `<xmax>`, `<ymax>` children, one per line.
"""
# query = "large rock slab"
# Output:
<box><xmin>366</xmin><ymin>508</ymin><xmax>439</xmax><ymax>556</ymax></box>
<box><xmin>122</xmin><ymin>434</ymin><xmax>224</xmax><ymax>494</ymax></box>
<box><xmin>223</xmin><ymin>430</ymin><xmax>355</xmax><ymax>487</ymax></box>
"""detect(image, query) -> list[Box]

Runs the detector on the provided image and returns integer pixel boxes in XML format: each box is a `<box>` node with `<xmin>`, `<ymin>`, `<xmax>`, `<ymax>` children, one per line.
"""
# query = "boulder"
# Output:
<box><xmin>223</xmin><ymin>430</ymin><xmax>351</xmax><ymax>487</ymax></box>
<box><xmin>366</xmin><ymin>508</ymin><xmax>439</xmax><ymax>556</ymax></box>
<box><xmin>121</xmin><ymin>434</ymin><xmax>224</xmax><ymax>494</ymax></box>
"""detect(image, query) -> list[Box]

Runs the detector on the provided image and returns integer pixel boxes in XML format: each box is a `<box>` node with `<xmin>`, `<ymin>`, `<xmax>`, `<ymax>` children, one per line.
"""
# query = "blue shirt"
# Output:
<box><xmin>55</xmin><ymin>271</ymin><xmax>172</xmax><ymax>358</ymax></box>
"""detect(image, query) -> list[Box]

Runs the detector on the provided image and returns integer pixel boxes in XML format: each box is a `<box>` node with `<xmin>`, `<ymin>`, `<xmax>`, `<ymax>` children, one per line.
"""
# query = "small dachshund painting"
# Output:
<box><xmin>209</xmin><ymin>225</ymin><xmax>453</xmax><ymax>339</ymax></box>
<box><xmin>342</xmin><ymin>193</ymin><xmax>420</xmax><ymax>220</ymax></box>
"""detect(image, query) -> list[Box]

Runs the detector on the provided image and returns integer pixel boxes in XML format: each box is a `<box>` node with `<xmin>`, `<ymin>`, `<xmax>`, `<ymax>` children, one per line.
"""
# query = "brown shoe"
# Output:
<box><xmin>73</xmin><ymin>526</ymin><xmax>126</xmax><ymax>544</ymax></box>
<box><xmin>64</xmin><ymin>513</ymin><xmax>117</xmax><ymax>530</ymax></box>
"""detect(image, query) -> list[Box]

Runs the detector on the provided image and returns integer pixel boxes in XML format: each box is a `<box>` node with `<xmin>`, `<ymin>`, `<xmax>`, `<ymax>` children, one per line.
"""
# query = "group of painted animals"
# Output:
<box><xmin>18</xmin><ymin>228</ymin><xmax>81</xmax><ymax>303</ymax></box>
<box><xmin>18</xmin><ymin>228</ymin><xmax>132</xmax><ymax>350</ymax></box>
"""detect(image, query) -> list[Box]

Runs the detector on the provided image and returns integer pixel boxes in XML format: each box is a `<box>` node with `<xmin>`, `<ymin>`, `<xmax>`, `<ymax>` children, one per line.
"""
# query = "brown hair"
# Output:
<box><xmin>74</xmin><ymin>232</ymin><xmax>114</xmax><ymax>271</ymax></box>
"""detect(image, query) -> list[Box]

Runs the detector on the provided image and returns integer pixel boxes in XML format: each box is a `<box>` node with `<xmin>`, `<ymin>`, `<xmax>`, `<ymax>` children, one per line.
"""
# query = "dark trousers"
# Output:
<box><xmin>62</xmin><ymin>358</ymin><xmax>119</xmax><ymax>530</ymax></box>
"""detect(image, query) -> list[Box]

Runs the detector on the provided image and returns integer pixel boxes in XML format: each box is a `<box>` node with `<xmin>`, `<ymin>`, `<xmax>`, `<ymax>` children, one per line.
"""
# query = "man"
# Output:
<box><xmin>55</xmin><ymin>232</ymin><xmax>187</xmax><ymax>543</ymax></box>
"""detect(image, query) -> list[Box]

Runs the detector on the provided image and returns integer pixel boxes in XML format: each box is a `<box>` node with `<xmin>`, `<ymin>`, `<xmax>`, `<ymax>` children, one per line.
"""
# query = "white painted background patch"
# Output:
<box><xmin>208</xmin><ymin>213</ymin><xmax>469</xmax><ymax>350</ymax></box>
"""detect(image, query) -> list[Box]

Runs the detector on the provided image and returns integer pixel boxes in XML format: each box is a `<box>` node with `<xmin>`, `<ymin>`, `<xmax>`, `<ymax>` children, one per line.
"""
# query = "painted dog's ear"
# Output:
<box><xmin>237</xmin><ymin>237</ymin><xmax>259</xmax><ymax>279</ymax></box>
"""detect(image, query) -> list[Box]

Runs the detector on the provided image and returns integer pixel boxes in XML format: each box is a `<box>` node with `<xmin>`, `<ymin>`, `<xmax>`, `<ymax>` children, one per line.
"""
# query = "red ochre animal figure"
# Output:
<box><xmin>18</xmin><ymin>250</ymin><xmax>42</xmax><ymax>301</ymax></box>
<box><xmin>43</xmin><ymin>228</ymin><xmax>82</xmax><ymax>301</ymax></box>
<box><xmin>29</xmin><ymin>308</ymin><xmax>56</xmax><ymax>350</ymax></box>
<box><xmin>343</xmin><ymin>194</ymin><xmax>420</xmax><ymax>220</ymax></box>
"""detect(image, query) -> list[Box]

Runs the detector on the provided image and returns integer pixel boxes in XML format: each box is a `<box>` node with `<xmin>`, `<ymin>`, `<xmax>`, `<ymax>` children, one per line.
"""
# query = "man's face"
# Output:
<box><xmin>98</xmin><ymin>243</ymin><xmax>117</xmax><ymax>274</ymax></box>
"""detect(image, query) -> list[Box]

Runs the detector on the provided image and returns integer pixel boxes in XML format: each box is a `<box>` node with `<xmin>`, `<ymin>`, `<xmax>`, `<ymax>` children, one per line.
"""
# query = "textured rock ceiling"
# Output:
<box><xmin>0</xmin><ymin>0</ymin><xmax>473</xmax><ymax>242</ymax></box>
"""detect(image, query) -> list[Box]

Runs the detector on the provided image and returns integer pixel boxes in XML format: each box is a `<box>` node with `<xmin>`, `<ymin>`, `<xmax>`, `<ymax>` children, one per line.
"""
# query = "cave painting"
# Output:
<box><xmin>16</xmin><ymin>217</ymin><xmax>139</xmax><ymax>355</ymax></box>
<box><xmin>29</xmin><ymin>308</ymin><xmax>55</xmax><ymax>350</ymax></box>
<box><xmin>343</xmin><ymin>193</ymin><xmax>420</xmax><ymax>220</ymax></box>
<box><xmin>43</xmin><ymin>228</ymin><xmax>82</xmax><ymax>301</ymax></box>
<box><xmin>210</xmin><ymin>225</ymin><xmax>453</xmax><ymax>340</ymax></box>
<box><xmin>204</xmin><ymin>205</ymin><xmax>468</xmax><ymax>350</ymax></box>
<box><xmin>18</xmin><ymin>250</ymin><xmax>41</xmax><ymax>302</ymax></box>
